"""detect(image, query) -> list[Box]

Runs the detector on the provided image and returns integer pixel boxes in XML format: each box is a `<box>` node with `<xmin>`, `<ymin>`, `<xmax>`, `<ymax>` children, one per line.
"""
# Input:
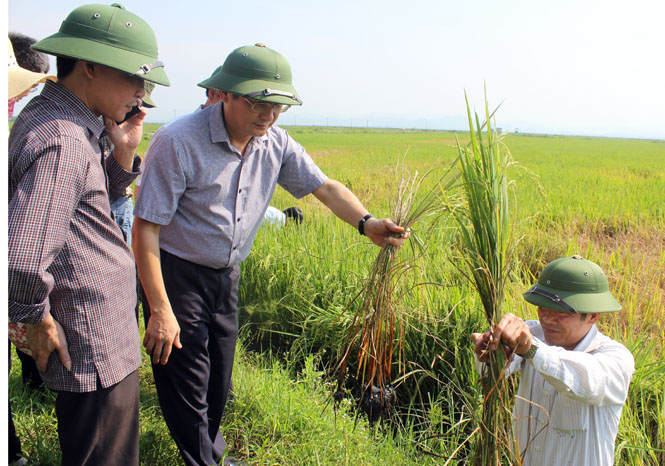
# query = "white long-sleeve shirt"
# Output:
<box><xmin>504</xmin><ymin>321</ymin><xmax>635</xmax><ymax>466</ymax></box>
<box><xmin>262</xmin><ymin>206</ymin><xmax>286</xmax><ymax>227</ymax></box>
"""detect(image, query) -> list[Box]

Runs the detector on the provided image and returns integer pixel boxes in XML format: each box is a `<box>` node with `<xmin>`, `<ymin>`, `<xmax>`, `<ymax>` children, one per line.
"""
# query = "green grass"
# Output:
<box><xmin>280</xmin><ymin>127</ymin><xmax>665</xmax><ymax>229</ymax></box>
<box><xmin>243</xmin><ymin>126</ymin><xmax>665</xmax><ymax>465</ymax></box>
<box><xmin>10</xmin><ymin>331</ymin><xmax>438</xmax><ymax>466</ymax></box>
<box><xmin>9</xmin><ymin>124</ymin><xmax>665</xmax><ymax>465</ymax></box>
<box><xmin>224</xmin><ymin>349</ymin><xmax>438</xmax><ymax>465</ymax></box>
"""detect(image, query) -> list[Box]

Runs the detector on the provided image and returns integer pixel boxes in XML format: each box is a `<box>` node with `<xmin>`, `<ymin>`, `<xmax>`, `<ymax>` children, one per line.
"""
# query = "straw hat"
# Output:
<box><xmin>8</xmin><ymin>38</ymin><xmax>55</xmax><ymax>99</ymax></box>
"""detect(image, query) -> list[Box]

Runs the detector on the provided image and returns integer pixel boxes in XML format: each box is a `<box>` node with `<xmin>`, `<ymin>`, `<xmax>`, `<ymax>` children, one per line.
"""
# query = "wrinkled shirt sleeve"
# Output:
<box><xmin>134</xmin><ymin>130</ymin><xmax>186</xmax><ymax>225</ymax></box>
<box><xmin>106</xmin><ymin>150</ymin><xmax>141</xmax><ymax>203</ymax></box>
<box><xmin>276</xmin><ymin>131</ymin><xmax>327</xmax><ymax>199</ymax></box>
<box><xmin>527</xmin><ymin>336</ymin><xmax>634</xmax><ymax>406</ymax></box>
<box><xmin>8</xmin><ymin>136</ymin><xmax>87</xmax><ymax>323</ymax></box>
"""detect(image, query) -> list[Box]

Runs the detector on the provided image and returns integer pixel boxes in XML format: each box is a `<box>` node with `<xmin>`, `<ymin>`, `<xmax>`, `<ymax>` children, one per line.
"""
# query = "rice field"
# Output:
<box><xmin>11</xmin><ymin>124</ymin><xmax>665</xmax><ymax>465</ymax></box>
<box><xmin>241</xmin><ymin>125</ymin><xmax>665</xmax><ymax>464</ymax></box>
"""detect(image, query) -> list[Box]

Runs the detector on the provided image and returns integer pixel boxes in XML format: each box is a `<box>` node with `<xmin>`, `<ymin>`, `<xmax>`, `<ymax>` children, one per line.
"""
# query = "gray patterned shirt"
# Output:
<box><xmin>8</xmin><ymin>80</ymin><xmax>142</xmax><ymax>392</ymax></box>
<box><xmin>135</xmin><ymin>102</ymin><xmax>327</xmax><ymax>268</ymax></box>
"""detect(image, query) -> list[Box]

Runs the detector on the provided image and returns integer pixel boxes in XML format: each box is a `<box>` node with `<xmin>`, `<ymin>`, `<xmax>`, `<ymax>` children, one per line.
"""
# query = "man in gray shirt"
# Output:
<box><xmin>133</xmin><ymin>43</ymin><xmax>407</xmax><ymax>466</ymax></box>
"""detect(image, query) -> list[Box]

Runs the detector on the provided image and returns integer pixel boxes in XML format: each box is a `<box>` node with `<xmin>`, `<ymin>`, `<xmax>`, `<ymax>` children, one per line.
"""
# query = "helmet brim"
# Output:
<box><xmin>523</xmin><ymin>282</ymin><xmax>622</xmax><ymax>314</ymax></box>
<box><xmin>141</xmin><ymin>94</ymin><xmax>156</xmax><ymax>108</ymax></box>
<box><xmin>198</xmin><ymin>71</ymin><xmax>301</xmax><ymax>106</ymax></box>
<box><xmin>33</xmin><ymin>33</ymin><xmax>170</xmax><ymax>86</ymax></box>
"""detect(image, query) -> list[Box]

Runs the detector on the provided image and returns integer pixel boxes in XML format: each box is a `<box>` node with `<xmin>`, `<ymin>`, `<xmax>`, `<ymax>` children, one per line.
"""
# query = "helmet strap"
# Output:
<box><xmin>134</xmin><ymin>60</ymin><xmax>164</xmax><ymax>75</ymax></box>
<box><xmin>244</xmin><ymin>88</ymin><xmax>302</xmax><ymax>104</ymax></box>
<box><xmin>526</xmin><ymin>286</ymin><xmax>578</xmax><ymax>314</ymax></box>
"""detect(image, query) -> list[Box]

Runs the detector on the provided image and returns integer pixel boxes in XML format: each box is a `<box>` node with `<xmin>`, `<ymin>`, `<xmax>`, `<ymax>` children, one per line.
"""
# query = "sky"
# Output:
<box><xmin>7</xmin><ymin>0</ymin><xmax>665</xmax><ymax>139</ymax></box>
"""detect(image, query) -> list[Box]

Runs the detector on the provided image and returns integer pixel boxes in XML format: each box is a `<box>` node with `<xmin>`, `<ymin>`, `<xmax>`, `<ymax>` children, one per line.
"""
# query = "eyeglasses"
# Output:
<box><xmin>241</xmin><ymin>96</ymin><xmax>290</xmax><ymax>114</ymax></box>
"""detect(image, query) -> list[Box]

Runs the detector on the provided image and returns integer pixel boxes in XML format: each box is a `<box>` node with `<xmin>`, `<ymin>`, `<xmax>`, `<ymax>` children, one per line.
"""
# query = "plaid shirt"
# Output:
<box><xmin>8</xmin><ymin>80</ymin><xmax>142</xmax><ymax>392</ymax></box>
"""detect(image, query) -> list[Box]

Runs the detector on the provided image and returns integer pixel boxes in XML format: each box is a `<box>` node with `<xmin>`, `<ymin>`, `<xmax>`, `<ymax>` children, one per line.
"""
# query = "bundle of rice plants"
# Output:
<box><xmin>333</xmin><ymin>156</ymin><xmax>460</xmax><ymax>421</ymax></box>
<box><xmin>447</xmin><ymin>90</ymin><xmax>521</xmax><ymax>465</ymax></box>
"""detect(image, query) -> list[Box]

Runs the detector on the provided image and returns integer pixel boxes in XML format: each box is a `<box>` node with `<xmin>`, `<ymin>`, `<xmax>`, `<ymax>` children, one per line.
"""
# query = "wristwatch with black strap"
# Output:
<box><xmin>358</xmin><ymin>214</ymin><xmax>373</xmax><ymax>236</ymax></box>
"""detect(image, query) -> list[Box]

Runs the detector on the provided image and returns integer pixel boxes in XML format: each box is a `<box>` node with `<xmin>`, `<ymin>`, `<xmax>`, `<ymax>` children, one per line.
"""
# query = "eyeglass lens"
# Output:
<box><xmin>244</xmin><ymin>97</ymin><xmax>289</xmax><ymax>114</ymax></box>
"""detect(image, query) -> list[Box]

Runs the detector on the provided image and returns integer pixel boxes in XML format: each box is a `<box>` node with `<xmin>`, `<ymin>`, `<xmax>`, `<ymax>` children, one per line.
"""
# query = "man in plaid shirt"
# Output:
<box><xmin>8</xmin><ymin>4</ymin><xmax>169</xmax><ymax>465</ymax></box>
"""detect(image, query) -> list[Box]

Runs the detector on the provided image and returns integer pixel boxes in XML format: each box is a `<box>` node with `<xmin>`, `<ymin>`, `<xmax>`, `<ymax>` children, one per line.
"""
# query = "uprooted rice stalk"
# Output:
<box><xmin>333</xmin><ymin>155</ymin><xmax>459</xmax><ymax>420</ymax></box>
<box><xmin>446</xmin><ymin>89</ymin><xmax>521</xmax><ymax>465</ymax></box>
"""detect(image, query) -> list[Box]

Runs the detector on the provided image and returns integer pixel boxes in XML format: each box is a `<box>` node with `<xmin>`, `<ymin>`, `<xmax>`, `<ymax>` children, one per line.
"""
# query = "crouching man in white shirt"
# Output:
<box><xmin>471</xmin><ymin>255</ymin><xmax>635</xmax><ymax>466</ymax></box>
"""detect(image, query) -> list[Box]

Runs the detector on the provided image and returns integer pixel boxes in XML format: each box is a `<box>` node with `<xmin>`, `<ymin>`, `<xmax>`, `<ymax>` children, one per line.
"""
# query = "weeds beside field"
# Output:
<box><xmin>11</xmin><ymin>335</ymin><xmax>434</xmax><ymax>466</ymax></box>
<box><xmin>9</xmin><ymin>125</ymin><xmax>665</xmax><ymax>465</ymax></box>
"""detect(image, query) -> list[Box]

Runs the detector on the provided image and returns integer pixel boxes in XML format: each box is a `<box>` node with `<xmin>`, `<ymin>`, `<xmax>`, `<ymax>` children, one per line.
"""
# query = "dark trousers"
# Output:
<box><xmin>143</xmin><ymin>249</ymin><xmax>239</xmax><ymax>466</ymax></box>
<box><xmin>56</xmin><ymin>370</ymin><xmax>139</xmax><ymax>466</ymax></box>
<box><xmin>16</xmin><ymin>345</ymin><xmax>44</xmax><ymax>389</ymax></box>
<box><xmin>8</xmin><ymin>399</ymin><xmax>22</xmax><ymax>462</ymax></box>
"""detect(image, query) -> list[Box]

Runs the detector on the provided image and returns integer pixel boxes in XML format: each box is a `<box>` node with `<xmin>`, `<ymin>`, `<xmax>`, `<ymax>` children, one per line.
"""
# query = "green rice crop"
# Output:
<box><xmin>9</xmin><ymin>120</ymin><xmax>664</xmax><ymax>465</ymax></box>
<box><xmin>332</xmin><ymin>156</ymin><xmax>459</xmax><ymax>411</ymax></box>
<box><xmin>244</xmin><ymin>124</ymin><xmax>665</xmax><ymax>464</ymax></box>
<box><xmin>446</xmin><ymin>92</ymin><xmax>521</xmax><ymax>465</ymax></box>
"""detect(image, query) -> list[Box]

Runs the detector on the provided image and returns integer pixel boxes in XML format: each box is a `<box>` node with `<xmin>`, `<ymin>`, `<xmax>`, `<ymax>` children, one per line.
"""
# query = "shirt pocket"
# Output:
<box><xmin>551</xmin><ymin>394</ymin><xmax>589</xmax><ymax>434</ymax></box>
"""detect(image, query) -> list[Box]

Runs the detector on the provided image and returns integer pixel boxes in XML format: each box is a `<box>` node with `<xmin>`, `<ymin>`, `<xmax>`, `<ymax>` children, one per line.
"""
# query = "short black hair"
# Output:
<box><xmin>9</xmin><ymin>32</ymin><xmax>50</xmax><ymax>73</ymax></box>
<box><xmin>283</xmin><ymin>207</ymin><xmax>303</xmax><ymax>224</ymax></box>
<box><xmin>56</xmin><ymin>56</ymin><xmax>77</xmax><ymax>80</ymax></box>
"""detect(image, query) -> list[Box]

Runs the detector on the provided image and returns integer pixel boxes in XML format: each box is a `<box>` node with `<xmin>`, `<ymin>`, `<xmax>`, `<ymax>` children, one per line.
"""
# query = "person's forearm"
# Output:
<box><xmin>312</xmin><ymin>179</ymin><xmax>368</xmax><ymax>226</ymax></box>
<box><xmin>312</xmin><ymin>179</ymin><xmax>407</xmax><ymax>248</ymax></box>
<box><xmin>132</xmin><ymin>217</ymin><xmax>170</xmax><ymax>312</ymax></box>
<box><xmin>132</xmin><ymin>216</ymin><xmax>182</xmax><ymax>364</ymax></box>
<box><xmin>106</xmin><ymin>153</ymin><xmax>140</xmax><ymax>202</ymax></box>
<box><xmin>111</xmin><ymin>146</ymin><xmax>136</xmax><ymax>172</ymax></box>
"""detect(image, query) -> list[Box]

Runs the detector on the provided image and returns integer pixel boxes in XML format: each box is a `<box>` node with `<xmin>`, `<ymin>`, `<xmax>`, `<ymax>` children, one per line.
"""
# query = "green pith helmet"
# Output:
<box><xmin>197</xmin><ymin>65</ymin><xmax>223</xmax><ymax>90</ymax></box>
<box><xmin>32</xmin><ymin>3</ymin><xmax>169</xmax><ymax>86</ymax></box>
<box><xmin>142</xmin><ymin>81</ymin><xmax>156</xmax><ymax>108</ymax></box>
<box><xmin>523</xmin><ymin>255</ymin><xmax>621</xmax><ymax>314</ymax></box>
<box><xmin>198</xmin><ymin>43</ymin><xmax>302</xmax><ymax>106</ymax></box>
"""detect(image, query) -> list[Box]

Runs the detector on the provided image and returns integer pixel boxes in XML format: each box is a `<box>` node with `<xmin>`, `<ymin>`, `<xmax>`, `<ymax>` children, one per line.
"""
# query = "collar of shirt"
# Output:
<box><xmin>41</xmin><ymin>79</ymin><xmax>107</xmax><ymax>141</ymax></box>
<box><xmin>210</xmin><ymin>102</ymin><xmax>270</xmax><ymax>153</ymax></box>
<box><xmin>573</xmin><ymin>324</ymin><xmax>600</xmax><ymax>353</ymax></box>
